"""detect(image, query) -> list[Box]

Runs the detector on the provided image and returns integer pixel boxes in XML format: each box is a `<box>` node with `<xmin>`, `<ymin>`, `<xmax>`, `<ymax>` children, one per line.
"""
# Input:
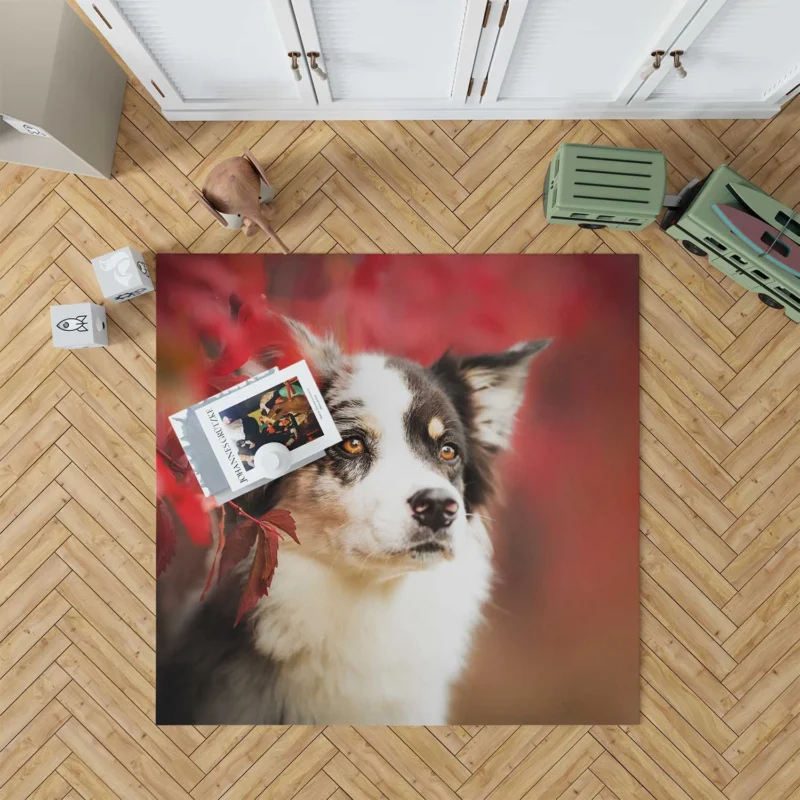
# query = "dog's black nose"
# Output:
<box><xmin>408</xmin><ymin>489</ymin><xmax>459</xmax><ymax>531</ymax></box>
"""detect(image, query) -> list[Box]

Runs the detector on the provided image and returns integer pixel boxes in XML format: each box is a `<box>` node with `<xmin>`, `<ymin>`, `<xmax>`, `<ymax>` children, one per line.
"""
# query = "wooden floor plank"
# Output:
<box><xmin>57</xmin><ymin>752</ymin><xmax>124</xmax><ymax>799</ymax></box>
<box><xmin>640</xmin><ymin>500</ymin><xmax>736</xmax><ymax>608</ymax></box>
<box><xmin>639</xmin><ymin>682</ymin><xmax>737</xmax><ymax>790</ymax></box>
<box><xmin>640</xmin><ymin>392</ymin><xmax>736</xmax><ymax>500</ymax></box>
<box><xmin>55</xmin><ymin>428</ymin><xmax>153</xmax><ymax>536</ymax></box>
<box><xmin>400</xmin><ymin>121</ymin><xmax>469</xmax><ymax>175</ymax></box>
<box><xmin>454</xmin><ymin>121</ymin><xmax>506</xmax><ymax>156</ymax></box>
<box><xmin>639</xmin><ymin>355</ymin><xmax>736</xmax><ymax>464</ymax></box>
<box><xmin>454</xmin><ymin>119</ymin><xmax>579</xmax><ymax>229</ymax></box>
<box><xmin>364</xmin><ymin>121</ymin><xmax>469</xmax><ymax>210</ymax></box>
<box><xmin>56</xmin><ymin>463</ymin><xmax>155</xmax><ymax>568</ymax></box>
<box><xmin>0</xmin><ymin>228</ymin><xmax>68</xmax><ymax>316</ymax></box>
<box><xmin>116</xmin><ymin>116</ymin><xmax>200</xmax><ymax>212</ymax></box>
<box><xmin>723</xmin><ymin>531</ymin><xmax>800</xmax><ymax>619</ymax></box>
<box><xmin>56</xmin><ymin>716</ymin><xmax>156</xmax><ymax>800</ymax></box>
<box><xmin>0</xmin><ymin>170</ymin><xmax>66</xmax><ymax>244</ymax></box>
<box><xmin>724</xmin><ymin>559</ymin><xmax>800</xmax><ymax>663</ymax></box>
<box><xmin>640</xmin><ymin>646</ymin><xmax>737</xmax><ymax>753</ymax></box>
<box><xmin>0</xmin><ymin>556</ymin><xmax>70</xmax><ymax>643</ymax></box>
<box><xmin>325</xmin><ymin>126</ymin><xmax>463</xmax><ymax>249</ymax></box>
<box><xmin>0</xmin><ymin>264</ymin><xmax>70</xmax><ymax>352</ymax></box>
<box><xmin>0</xmin><ymin>680</ymin><xmax>70</xmax><ymax>773</ymax></box>
<box><xmin>111</xmin><ymin>148</ymin><xmax>202</xmax><ymax>248</ymax></box>
<box><xmin>0</xmin><ymin>192</ymin><xmax>69</xmax><ymax>278</ymax></box>
<box><xmin>0</xmin><ymin>377</ymin><xmax>70</xmax><ymax>494</ymax></box>
<box><xmin>0</xmin><ymin>163</ymin><xmax>36</xmax><ymax>206</ymax></box>
<box><xmin>56</xmin><ymin>392</ymin><xmax>154</xmax><ymax>498</ymax></box>
<box><xmin>121</xmin><ymin>85</ymin><xmax>202</xmax><ymax>175</ymax></box>
<box><xmin>453</xmin><ymin>121</ymin><xmax>539</xmax><ymax>192</ymax></box>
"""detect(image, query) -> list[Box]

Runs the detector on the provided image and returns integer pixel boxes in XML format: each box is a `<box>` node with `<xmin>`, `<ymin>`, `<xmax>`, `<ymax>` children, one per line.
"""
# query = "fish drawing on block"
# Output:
<box><xmin>57</xmin><ymin>315</ymin><xmax>89</xmax><ymax>332</ymax></box>
<box><xmin>712</xmin><ymin>204</ymin><xmax>800</xmax><ymax>277</ymax></box>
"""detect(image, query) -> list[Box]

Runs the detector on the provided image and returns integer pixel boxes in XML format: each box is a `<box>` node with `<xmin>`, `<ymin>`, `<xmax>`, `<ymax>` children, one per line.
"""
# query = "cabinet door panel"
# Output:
<box><xmin>77</xmin><ymin>0</ymin><xmax>315</xmax><ymax>109</ymax></box>
<box><xmin>292</xmin><ymin>0</ymin><xmax>480</xmax><ymax>105</ymax></box>
<box><xmin>485</xmin><ymin>0</ymin><xmax>702</xmax><ymax>105</ymax></box>
<box><xmin>647</xmin><ymin>0</ymin><xmax>800</xmax><ymax>103</ymax></box>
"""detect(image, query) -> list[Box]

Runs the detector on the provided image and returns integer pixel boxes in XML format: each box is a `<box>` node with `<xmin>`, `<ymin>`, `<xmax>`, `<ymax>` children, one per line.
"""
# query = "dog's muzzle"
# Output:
<box><xmin>409</xmin><ymin>488</ymin><xmax>458</xmax><ymax>530</ymax></box>
<box><xmin>407</xmin><ymin>488</ymin><xmax>459</xmax><ymax>553</ymax></box>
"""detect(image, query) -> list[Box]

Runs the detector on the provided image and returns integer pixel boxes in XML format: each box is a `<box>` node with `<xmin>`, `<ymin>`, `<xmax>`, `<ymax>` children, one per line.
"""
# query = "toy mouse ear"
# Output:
<box><xmin>243</xmin><ymin>149</ymin><xmax>273</xmax><ymax>190</ymax></box>
<box><xmin>195</xmin><ymin>190</ymin><xmax>229</xmax><ymax>227</ymax></box>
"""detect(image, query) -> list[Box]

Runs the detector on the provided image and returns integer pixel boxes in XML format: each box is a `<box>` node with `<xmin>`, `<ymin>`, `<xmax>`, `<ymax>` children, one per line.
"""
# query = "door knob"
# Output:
<box><xmin>307</xmin><ymin>52</ymin><xmax>328</xmax><ymax>81</ymax></box>
<box><xmin>670</xmin><ymin>50</ymin><xmax>687</xmax><ymax>79</ymax></box>
<box><xmin>288</xmin><ymin>52</ymin><xmax>302</xmax><ymax>81</ymax></box>
<box><xmin>640</xmin><ymin>51</ymin><xmax>665</xmax><ymax>81</ymax></box>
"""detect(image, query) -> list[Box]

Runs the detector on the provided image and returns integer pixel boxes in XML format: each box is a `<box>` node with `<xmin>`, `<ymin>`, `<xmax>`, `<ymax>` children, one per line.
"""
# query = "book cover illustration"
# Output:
<box><xmin>170</xmin><ymin>359</ymin><xmax>341</xmax><ymax>503</ymax></box>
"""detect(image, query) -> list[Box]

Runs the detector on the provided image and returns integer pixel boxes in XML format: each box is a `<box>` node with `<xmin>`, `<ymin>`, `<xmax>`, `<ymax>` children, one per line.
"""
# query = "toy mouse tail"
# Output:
<box><xmin>255</xmin><ymin>213</ymin><xmax>289</xmax><ymax>254</ymax></box>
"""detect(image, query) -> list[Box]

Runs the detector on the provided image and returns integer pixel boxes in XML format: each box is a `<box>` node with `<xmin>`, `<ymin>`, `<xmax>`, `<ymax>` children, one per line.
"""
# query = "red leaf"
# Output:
<box><xmin>202</xmin><ymin>506</ymin><xmax>227</xmax><ymax>601</ymax></box>
<box><xmin>156</xmin><ymin>452</ymin><xmax>179</xmax><ymax>495</ymax></box>
<box><xmin>234</xmin><ymin>528</ymin><xmax>279</xmax><ymax>626</ymax></box>
<box><xmin>237</xmin><ymin>302</ymin><xmax>305</xmax><ymax>370</ymax></box>
<box><xmin>172</xmin><ymin>491</ymin><xmax>212</xmax><ymax>547</ymax></box>
<box><xmin>264</xmin><ymin>531</ymin><xmax>279</xmax><ymax>591</ymax></box>
<box><xmin>156</xmin><ymin>500</ymin><xmax>176</xmax><ymax>578</ymax></box>
<box><xmin>157</xmin><ymin>454</ymin><xmax>211</xmax><ymax>547</ymax></box>
<box><xmin>194</xmin><ymin>297</ymin><xmax>254</xmax><ymax>376</ymax></box>
<box><xmin>218</xmin><ymin>521</ymin><xmax>258</xmax><ymax>583</ymax></box>
<box><xmin>261</xmin><ymin>508</ymin><xmax>299</xmax><ymax>544</ymax></box>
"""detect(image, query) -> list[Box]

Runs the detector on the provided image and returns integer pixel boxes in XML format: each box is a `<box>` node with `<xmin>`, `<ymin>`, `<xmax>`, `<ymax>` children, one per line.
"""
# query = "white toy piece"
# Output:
<box><xmin>1</xmin><ymin>115</ymin><xmax>50</xmax><ymax>137</ymax></box>
<box><xmin>51</xmin><ymin>303</ymin><xmax>107</xmax><ymax>349</ymax></box>
<box><xmin>91</xmin><ymin>246</ymin><xmax>154</xmax><ymax>302</ymax></box>
<box><xmin>254</xmin><ymin>442</ymin><xmax>292</xmax><ymax>479</ymax></box>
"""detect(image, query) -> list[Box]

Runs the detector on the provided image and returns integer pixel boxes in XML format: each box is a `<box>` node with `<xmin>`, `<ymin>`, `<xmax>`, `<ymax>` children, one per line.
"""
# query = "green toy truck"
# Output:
<box><xmin>659</xmin><ymin>165</ymin><xmax>800</xmax><ymax>323</ymax></box>
<box><xmin>544</xmin><ymin>143</ymin><xmax>800</xmax><ymax>322</ymax></box>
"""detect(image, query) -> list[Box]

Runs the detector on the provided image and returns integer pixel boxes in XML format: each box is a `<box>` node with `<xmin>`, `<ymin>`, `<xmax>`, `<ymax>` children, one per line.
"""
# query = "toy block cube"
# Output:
<box><xmin>50</xmin><ymin>303</ymin><xmax>107</xmax><ymax>349</ymax></box>
<box><xmin>91</xmin><ymin>246</ymin><xmax>154</xmax><ymax>302</ymax></box>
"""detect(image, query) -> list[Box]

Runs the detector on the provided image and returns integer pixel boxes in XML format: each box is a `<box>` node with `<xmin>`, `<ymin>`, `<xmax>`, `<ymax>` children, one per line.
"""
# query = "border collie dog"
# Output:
<box><xmin>157</xmin><ymin>321</ymin><xmax>549</xmax><ymax>725</ymax></box>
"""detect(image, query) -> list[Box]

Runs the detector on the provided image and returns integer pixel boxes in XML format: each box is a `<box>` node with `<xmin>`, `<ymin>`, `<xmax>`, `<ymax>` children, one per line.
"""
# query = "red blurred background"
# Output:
<box><xmin>158</xmin><ymin>253</ymin><xmax>640</xmax><ymax>724</ymax></box>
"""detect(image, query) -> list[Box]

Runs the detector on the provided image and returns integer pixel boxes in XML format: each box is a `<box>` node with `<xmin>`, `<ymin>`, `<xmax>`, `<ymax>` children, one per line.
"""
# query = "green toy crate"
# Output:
<box><xmin>544</xmin><ymin>143</ymin><xmax>667</xmax><ymax>231</ymax></box>
<box><xmin>660</xmin><ymin>165</ymin><xmax>800</xmax><ymax>323</ymax></box>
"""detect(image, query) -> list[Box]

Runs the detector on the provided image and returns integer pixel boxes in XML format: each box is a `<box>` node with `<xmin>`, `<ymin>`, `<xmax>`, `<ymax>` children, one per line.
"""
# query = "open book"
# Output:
<box><xmin>170</xmin><ymin>360</ymin><xmax>341</xmax><ymax>504</ymax></box>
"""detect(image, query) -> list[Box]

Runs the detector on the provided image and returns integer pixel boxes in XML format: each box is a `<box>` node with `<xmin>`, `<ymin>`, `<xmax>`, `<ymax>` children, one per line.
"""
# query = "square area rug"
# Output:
<box><xmin>155</xmin><ymin>254</ymin><xmax>639</xmax><ymax>725</ymax></box>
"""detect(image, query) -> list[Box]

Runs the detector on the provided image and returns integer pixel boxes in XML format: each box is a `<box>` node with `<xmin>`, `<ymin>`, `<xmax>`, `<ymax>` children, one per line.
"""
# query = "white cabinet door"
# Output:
<box><xmin>480</xmin><ymin>0</ymin><xmax>707</xmax><ymax>111</ymax></box>
<box><xmin>75</xmin><ymin>0</ymin><xmax>316</xmax><ymax>112</ymax></box>
<box><xmin>289</xmin><ymin>0</ymin><xmax>486</xmax><ymax>110</ymax></box>
<box><xmin>634</xmin><ymin>0</ymin><xmax>800</xmax><ymax>109</ymax></box>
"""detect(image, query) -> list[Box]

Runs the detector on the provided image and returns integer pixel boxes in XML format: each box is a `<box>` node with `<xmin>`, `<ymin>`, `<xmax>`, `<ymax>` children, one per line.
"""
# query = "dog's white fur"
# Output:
<box><xmin>250</xmin><ymin>355</ymin><xmax>493</xmax><ymax>724</ymax></box>
<box><xmin>252</xmin><ymin>536</ymin><xmax>491</xmax><ymax>724</ymax></box>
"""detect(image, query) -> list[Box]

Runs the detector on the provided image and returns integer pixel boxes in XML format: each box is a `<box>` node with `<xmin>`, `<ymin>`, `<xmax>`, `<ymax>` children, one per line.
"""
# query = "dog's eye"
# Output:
<box><xmin>341</xmin><ymin>437</ymin><xmax>365</xmax><ymax>456</ymax></box>
<box><xmin>440</xmin><ymin>444</ymin><xmax>458</xmax><ymax>461</ymax></box>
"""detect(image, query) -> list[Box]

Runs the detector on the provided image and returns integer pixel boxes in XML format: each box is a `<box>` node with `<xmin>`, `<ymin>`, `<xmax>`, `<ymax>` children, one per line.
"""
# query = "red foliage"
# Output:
<box><xmin>203</xmin><ymin>504</ymin><xmax>299</xmax><ymax>625</ymax></box>
<box><xmin>236</xmin><ymin>297</ymin><xmax>306</xmax><ymax>374</ymax></box>
<box><xmin>236</xmin><ymin>528</ymin><xmax>280</xmax><ymax>626</ymax></box>
<box><xmin>218</xmin><ymin>521</ymin><xmax>258</xmax><ymax>583</ymax></box>
<box><xmin>156</xmin><ymin>453</ymin><xmax>211</xmax><ymax>551</ymax></box>
<box><xmin>261</xmin><ymin>508</ymin><xmax>299</xmax><ymax>544</ymax></box>
<box><xmin>155</xmin><ymin>266</ymin><xmax>305</xmax><ymax>592</ymax></box>
<box><xmin>156</xmin><ymin>499</ymin><xmax>176</xmax><ymax>577</ymax></box>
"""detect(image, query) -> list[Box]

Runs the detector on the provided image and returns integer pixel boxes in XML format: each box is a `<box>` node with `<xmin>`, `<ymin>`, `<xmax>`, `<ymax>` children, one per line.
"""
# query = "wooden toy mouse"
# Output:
<box><xmin>197</xmin><ymin>149</ymin><xmax>289</xmax><ymax>253</ymax></box>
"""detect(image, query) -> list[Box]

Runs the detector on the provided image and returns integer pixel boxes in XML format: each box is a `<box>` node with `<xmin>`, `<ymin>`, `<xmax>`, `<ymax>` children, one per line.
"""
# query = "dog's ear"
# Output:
<box><xmin>284</xmin><ymin>317</ymin><xmax>342</xmax><ymax>376</ymax></box>
<box><xmin>435</xmin><ymin>340</ymin><xmax>550</xmax><ymax>450</ymax></box>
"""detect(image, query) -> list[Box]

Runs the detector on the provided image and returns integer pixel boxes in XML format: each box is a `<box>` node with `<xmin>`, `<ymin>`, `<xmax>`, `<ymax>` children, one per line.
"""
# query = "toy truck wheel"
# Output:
<box><xmin>758</xmin><ymin>293</ymin><xmax>784</xmax><ymax>310</ymax></box>
<box><xmin>682</xmin><ymin>240</ymin><xmax>707</xmax><ymax>257</ymax></box>
<box><xmin>578</xmin><ymin>223</ymin><xmax>606</xmax><ymax>230</ymax></box>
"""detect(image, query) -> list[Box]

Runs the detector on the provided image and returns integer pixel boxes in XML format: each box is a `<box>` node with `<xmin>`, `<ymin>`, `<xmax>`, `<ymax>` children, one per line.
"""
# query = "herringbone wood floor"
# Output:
<box><xmin>2</xmin><ymin>67</ymin><xmax>800</xmax><ymax>799</ymax></box>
